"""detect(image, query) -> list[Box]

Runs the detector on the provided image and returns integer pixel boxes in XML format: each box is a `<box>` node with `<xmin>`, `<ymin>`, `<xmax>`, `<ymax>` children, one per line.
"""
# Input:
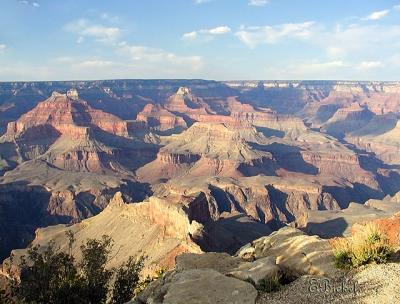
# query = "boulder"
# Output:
<box><xmin>237</xmin><ymin>227</ymin><xmax>336</xmax><ymax>277</ymax></box>
<box><xmin>134</xmin><ymin>269</ymin><xmax>257</xmax><ymax>304</ymax></box>
<box><xmin>175</xmin><ymin>252</ymin><xmax>242</xmax><ymax>274</ymax></box>
<box><xmin>228</xmin><ymin>256</ymin><xmax>280</xmax><ymax>285</ymax></box>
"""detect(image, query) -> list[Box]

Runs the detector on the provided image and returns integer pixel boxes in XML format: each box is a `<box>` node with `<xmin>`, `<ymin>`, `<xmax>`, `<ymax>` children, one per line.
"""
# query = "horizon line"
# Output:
<box><xmin>1</xmin><ymin>78</ymin><xmax>400</xmax><ymax>84</ymax></box>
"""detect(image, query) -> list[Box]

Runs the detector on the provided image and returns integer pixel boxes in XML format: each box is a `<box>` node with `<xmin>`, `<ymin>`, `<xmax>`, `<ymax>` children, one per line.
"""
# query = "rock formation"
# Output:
<box><xmin>2</xmin><ymin>191</ymin><xmax>271</xmax><ymax>274</ymax></box>
<box><xmin>320</xmin><ymin>103</ymin><xmax>374</xmax><ymax>137</ymax></box>
<box><xmin>136</xmin><ymin>103</ymin><xmax>187</xmax><ymax>131</ymax></box>
<box><xmin>1</xmin><ymin>81</ymin><xmax>400</xmax><ymax>296</ymax></box>
<box><xmin>133</xmin><ymin>226</ymin><xmax>338</xmax><ymax>304</ymax></box>
<box><xmin>137</xmin><ymin>122</ymin><xmax>277</xmax><ymax>182</ymax></box>
<box><xmin>346</xmin><ymin>117</ymin><xmax>400</xmax><ymax>165</ymax></box>
<box><xmin>4</xmin><ymin>90</ymin><xmax>129</xmax><ymax>139</ymax></box>
<box><xmin>154</xmin><ymin>175</ymin><xmax>340</xmax><ymax>231</ymax></box>
<box><xmin>304</xmin><ymin>191</ymin><xmax>400</xmax><ymax>238</ymax></box>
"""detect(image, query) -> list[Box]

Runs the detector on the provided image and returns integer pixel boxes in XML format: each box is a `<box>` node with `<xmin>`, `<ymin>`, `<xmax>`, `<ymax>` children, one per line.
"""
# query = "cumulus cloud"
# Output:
<box><xmin>64</xmin><ymin>19</ymin><xmax>121</xmax><ymax>43</ymax></box>
<box><xmin>0</xmin><ymin>44</ymin><xmax>6</xmax><ymax>52</ymax></box>
<box><xmin>238</xmin><ymin>20</ymin><xmax>400</xmax><ymax>64</ymax></box>
<box><xmin>362</xmin><ymin>9</ymin><xmax>390</xmax><ymax>21</ymax></box>
<box><xmin>182</xmin><ymin>26</ymin><xmax>231</xmax><ymax>40</ymax></box>
<box><xmin>249</xmin><ymin>0</ymin><xmax>269</xmax><ymax>6</ymax></box>
<box><xmin>236</xmin><ymin>21</ymin><xmax>315</xmax><ymax>47</ymax></box>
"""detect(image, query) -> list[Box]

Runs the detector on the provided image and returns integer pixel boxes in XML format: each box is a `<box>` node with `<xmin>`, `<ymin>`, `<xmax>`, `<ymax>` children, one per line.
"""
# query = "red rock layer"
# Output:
<box><xmin>352</xmin><ymin>213</ymin><xmax>400</xmax><ymax>246</ymax></box>
<box><xmin>136</xmin><ymin>103</ymin><xmax>187</xmax><ymax>130</ymax></box>
<box><xmin>5</xmin><ymin>91</ymin><xmax>129</xmax><ymax>139</ymax></box>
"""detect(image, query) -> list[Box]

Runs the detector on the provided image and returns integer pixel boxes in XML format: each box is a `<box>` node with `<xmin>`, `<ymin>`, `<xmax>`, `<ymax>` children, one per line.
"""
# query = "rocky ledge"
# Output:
<box><xmin>132</xmin><ymin>227</ymin><xmax>338</xmax><ymax>304</ymax></box>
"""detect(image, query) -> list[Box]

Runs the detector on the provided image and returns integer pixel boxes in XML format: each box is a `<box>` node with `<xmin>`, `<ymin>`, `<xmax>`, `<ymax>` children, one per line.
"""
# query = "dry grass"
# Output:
<box><xmin>331</xmin><ymin>223</ymin><xmax>394</xmax><ymax>269</ymax></box>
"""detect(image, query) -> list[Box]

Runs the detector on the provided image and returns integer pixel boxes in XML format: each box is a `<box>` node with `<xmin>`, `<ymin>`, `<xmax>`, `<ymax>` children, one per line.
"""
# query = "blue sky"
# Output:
<box><xmin>1</xmin><ymin>0</ymin><xmax>400</xmax><ymax>81</ymax></box>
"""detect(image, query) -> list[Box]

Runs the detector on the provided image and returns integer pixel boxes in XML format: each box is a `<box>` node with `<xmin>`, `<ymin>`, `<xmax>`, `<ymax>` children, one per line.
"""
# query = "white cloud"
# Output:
<box><xmin>83</xmin><ymin>25</ymin><xmax>120</xmax><ymax>41</ymax></box>
<box><xmin>249</xmin><ymin>0</ymin><xmax>269</xmax><ymax>6</ymax></box>
<box><xmin>195</xmin><ymin>0</ymin><xmax>213</xmax><ymax>4</ymax></box>
<box><xmin>362</xmin><ymin>9</ymin><xmax>390</xmax><ymax>21</ymax></box>
<box><xmin>316</xmin><ymin>24</ymin><xmax>400</xmax><ymax>60</ymax></box>
<box><xmin>358</xmin><ymin>61</ymin><xmax>384</xmax><ymax>70</ymax></box>
<box><xmin>64</xmin><ymin>19</ymin><xmax>121</xmax><ymax>43</ymax></box>
<box><xmin>0</xmin><ymin>44</ymin><xmax>6</xmax><ymax>53</ymax></box>
<box><xmin>236</xmin><ymin>21</ymin><xmax>315</xmax><ymax>48</ymax></box>
<box><xmin>208</xmin><ymin>26</ymin><xmax>231</xmax><ymax>34</ymax></box>
<box><xmin>119</xmin><ymin>43</ymin><xmax>203</xmax><ymax>71</ymax></box>
<box><xmin>262</xmin><ymin>58</ymin><xmax>390</xmax><ymax>80</ymax></box>
<box><xmin>182</xmin><ymin>31</ymin><xmax>198</xmax><ymax>40</ymax></box>
<box><xmin>78</xmin><ymin>60</ymin><xmax>116</xmax><ymax>68</ymax></box>
<box><xmin>296</xmin><ymin>61</ymin><xmax>348</xmax><ymax>73</ymax></box>
<box><xmin>56</xmin><ymin>57</ymin><xmax>117</xmax><ymax>68</ymax></box>
<box><xmin>19</xmin><ymin>0</ymin><xmax>40</xmax><ymax>7</ymax></box>
<box><xmin>182</xmin><ymin>26</ymin><xmax>231</xmax><ymax>40</ymax></box>
<box><xmin>394</xmin><ymin>5</ymin><xmax>400</xmax><ymax>11</ymax></box>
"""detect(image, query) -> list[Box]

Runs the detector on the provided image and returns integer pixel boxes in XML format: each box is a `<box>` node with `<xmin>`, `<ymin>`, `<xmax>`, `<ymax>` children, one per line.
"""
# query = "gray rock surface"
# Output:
<box><xmin>134</xmin><ymin>269</ymin><xmax>257</xmax><ymax>304</ymax></box>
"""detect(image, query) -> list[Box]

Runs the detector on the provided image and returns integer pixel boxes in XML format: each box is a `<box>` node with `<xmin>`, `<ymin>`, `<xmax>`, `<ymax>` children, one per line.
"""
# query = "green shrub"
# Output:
<box><xmin>110</xmin><ymin>256</ymin><xmax>145</xmax><ymax>304</ymax></box>
<box><xmin>256</xmin><ymin>275</ymin><xmax>282</xmax><ymax>293</ymax></box>
<box><xmin>331</xmin><ymin>223</ymin><xmax>395</xmax><ymax>269</ymax></box>
<box><xmin>8</xmin><ymin>232</ymin><xmax>144</xmax><ymax>304</ymax></box>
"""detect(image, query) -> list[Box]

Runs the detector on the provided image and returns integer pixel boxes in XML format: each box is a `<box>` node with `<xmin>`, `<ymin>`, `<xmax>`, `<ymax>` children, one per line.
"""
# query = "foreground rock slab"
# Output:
<box><xmin>134</xmin><ymin>269</ymin><xmax>257</xmax><ymax>304</ymax></box>
<box><xmin>237</xmin><ymin>227</ymin><xmax>337</xmax><ymax>277</ymax></box>
<box><xmin>228</xmin><ymin>256</ymin><xmax>280</xmax><ymax>285</ymax></box>
<box><xmin>175</xmin><ymin>252</ymin><xmax>243</xmax><ymax>274</ymax></box>
<box><xmin>257</xmin><ymin>263</ymin><xmax>400</xmax><ymax>304</ymax></box>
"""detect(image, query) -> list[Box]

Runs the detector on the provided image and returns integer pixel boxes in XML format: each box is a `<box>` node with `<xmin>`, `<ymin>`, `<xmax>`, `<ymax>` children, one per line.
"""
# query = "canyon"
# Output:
<box><xmin>1</xmin><ymin>79</ymin><xmax>400</xmax><ymax>276</ymax></box>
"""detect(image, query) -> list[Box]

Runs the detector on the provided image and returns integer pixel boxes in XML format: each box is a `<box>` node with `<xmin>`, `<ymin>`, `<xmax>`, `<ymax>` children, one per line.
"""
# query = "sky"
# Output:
<box><xmin>0</xmin><ymin>0</ymin><xmax>400</xmax><ymax>81</ymax></box>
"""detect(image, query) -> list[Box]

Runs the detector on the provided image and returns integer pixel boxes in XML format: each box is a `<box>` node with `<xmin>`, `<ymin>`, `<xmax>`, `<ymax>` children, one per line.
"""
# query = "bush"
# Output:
<box><xmin>256</xmin><ymin>275</ymin><xmax>282</xmax><ymax>293</ymax></box>
<box><xmin>331</xmin><ymin>223</ymin><xmax>395</xmax><ymax>269</ymax></box>
<box><xmin>110</xmin><ymin>256</ymin><xmax>145</xmax><ymax>304</ymax></box>
<box><xmin>7</xmin><ymin>232</ymin><xmax>144</xmax><ymax>304</ymax></box>
<box><xmin>244</xmin><ymin>269</ymin><xmax>297</xmax><ymax>293</ymax></box>
<box><xmin>79</xmin><ymin>235</ymin><xmax>114</xmax><ymax>304</ymax></box>
<box><xmin>15</xmin><ymin>241</ymin><xmax>84</xmax><ymax>304</ymax></box>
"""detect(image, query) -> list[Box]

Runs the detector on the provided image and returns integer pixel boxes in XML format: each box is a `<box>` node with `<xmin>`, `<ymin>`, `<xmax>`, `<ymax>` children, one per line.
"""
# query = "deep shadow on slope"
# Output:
<box><xmin>196</xmin><ymin>214</ymin><xmax>272</xmax><ymax>254</ymax></box>
<box><xmin>0</xmin><ymin>181</ymin><xmax>68</xmax><ymax>261</ymax></box>
<box><xmin>323</xmin><ymin>183</ymin><xmax>384</xmax><ymax>209</ymax></box>
<box><xmin>253</xmin><ymin>142</ymin><xmax>319</xmax><ymax>175</ymax></box>
<box><xmin>305</xmin><ymin>217</ymin><xmax>349</xmax><ymax>238</ymax></box>
<box><xmin>341</xmin><ymin>141</ymin><xmax>400</xmax><ymax>196</ymax></box>
<box><xmin>0</xmin><ymin>178</ymin><xmax>152</xmax><ymax>262</ymax></box>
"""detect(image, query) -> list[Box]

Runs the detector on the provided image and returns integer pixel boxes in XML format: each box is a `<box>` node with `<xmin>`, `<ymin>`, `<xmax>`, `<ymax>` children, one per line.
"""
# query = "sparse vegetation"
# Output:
<box><xmin>110</xmin><ymin>256</ymin><xmax>145</xmax><ymax>304</ymax></box>
<box><xmin>2</xmin><ymin>232</ymin><xmax>144</xmax><ymax>304</ymax></box>
<box><xmin>256</xmin><ymin>275</ymin><xmax>282</xmax><ymax>293</ymax></box>
<box><xmin>331</xmin><ymin>223</ymin><xmax>395</xmax><ymax>269</ymax></box>
<box><xmin>133</xmin><ymin>268</ymin><xmax>167</xmax><ymax>297</ymax></box>
<box><xmin>245</xmin><ymin>270</ymin><xmax>298</xmax><ymax>293</ymax></box>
